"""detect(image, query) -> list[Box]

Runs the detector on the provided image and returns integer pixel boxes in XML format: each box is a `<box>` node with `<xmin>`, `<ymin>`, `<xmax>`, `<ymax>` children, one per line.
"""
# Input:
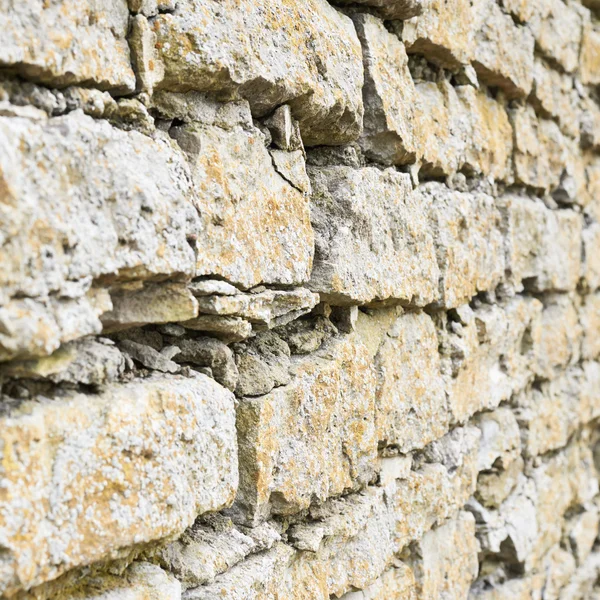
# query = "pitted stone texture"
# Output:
<box><xmin>417</xmin><ymin>183</ymin><xmax>505</xmax><ymax>309</ymax></box>
<box><xmin>581</xmin><ymin>19</ymin><xmax>600</xmax><ymax>85</ymax></box>
<box><xmin>402</xmin><ymin>0</ymin><xmax>474</xmax><ymax>69</ymax></box>
<box><xmin>411</xmin><ymin>512</ymin><xmax>479</xmax><ymax>600</ymax></box>
<box><xmin>149</xmin><ymin>0</ymin><xmax>364</xmax><ymax>145</ymax></box>
<box><xmin>0</xmin><ymin>111</ymin><xmax>198</xmax><ymax>310</ymax></box>
<box><xmin>499</xmin><ymin>195</ymin><xmax>583</xmax><ymax>293</ymax></box>
<box><xmin>63</xmin><ymin>562</ymin><xmax>181</xmax><ymax>600</ymax></box>
<box><xmin>470</xmin><ymin>0</ymin><xmax>534</xmax><ymax>98</ymax></box>
<box><xmin>0</xmin><ymin>1</ymin><xmax>135</xmax><ymax>92</ymax></box>
<box><xmin>531</xmin><ymin>59</ymin><xmax>579</xmax><ymax>138</ymax></box>
<box><xmin>474</xmin><ymin>408</ymin><xmax>521</xmax><ymax>474</ymax></box>
<box><xmin>509</xmin><ymin>105</ymin><xmax>570</xmax><ymax>193</ymax></box>
<box><xmin>340</xmin><ymin>565</ymin><xmax>417</xmax><ymax>600</ymax></box>
<box><xmin>535</xmin><ymin>294</ymin><xmax>582</xmax><ymax>380</ymax></box>
<box><xmin>232</xmin><ymin>334</ymin><xmax>377</xmax><ymax>525</ymax></box>
<box><xmin>172</xmin><ymin>123</ymin><xmax>313</xmax><ymax>289</ymax></box>
<box><xmin>441</xmin><ymin>297</ymin><xmax>542</xmax><ymax>423</ymax></box>
<box><xmin>374</xmin><ymin>311</ymin><xmax>447</xmax><ymax>452</ymax></box>
<box><xmin>0</xmin><ymin>290</ymin><xmax>111</xmax><ymax>362</ymax></box>
<box><xmin>0</xmin><ymin>374</ymin><xmax>238</xmax><ymax>596</ymax></box>
<box><xmin>580</xmin><ymin>293</ymin><xmax>600</xmax><ymax>360</ymax></box>
<box><xmin>353</xmin><ymin>14</ymin><xmax>419</xmax><ymax>166</ymax></box>
<box><xmin>307</xmin><ymin>166</ymin><xmax>439</xmax><ymax>307</ymax></box>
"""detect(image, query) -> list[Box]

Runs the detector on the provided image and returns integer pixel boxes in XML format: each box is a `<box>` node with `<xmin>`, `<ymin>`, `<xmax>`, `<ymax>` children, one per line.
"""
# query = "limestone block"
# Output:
<box><xmin>194</xmin><ymin>289</ymin><xmax>319</xmax><ymax>329</ymax></box>
<box><xmin>580</xmin><ymin>293</ymin><xmax>600</xmax><ymax>360</ymax></box>
<box><xmin>353</xmin><ymin>14</ymin><xmax>419</xmax><ymax>165</ymax></box>
<box><xmin>499</xmin><ymin>195</ymin><xmax>583</xmax><ymax>292</ymax></box>
<box><xmin>457</xmin><ymin>86</ymin><xmax>514</xmax><ymax>181</ymax></box>
<box><xmin>374</xmin><ymin>311</ymin><xmax>447</xmax><ymax>452</ymax></box>
<box><xmin>0</xmin><ymin>290</ymin><xmax>111</xmax><ymax>362</ymax></box>
<box><xmin>509</xmin><ymin>105</ymin><xmax>569</xmax><ymax>192</ymax></box>
<box><xmin>64</xmin><ymin>562</ymin><xmax>181</xmax><ymax>600</ymax></box>
<box><xmin>172</xmin><ymin>123</ymin><xmax>313</xmax><ymax>289</ymax></box>
<box><xmin>474</xmin><ymin>407</ymin><xmax>521</xmax><ymax>473</ymax></box>
<box><xmin>476</xmin><ymin>455</ymin><xmax>524</xmax><ymax>509</ymax></box>
<box><xmin>442</xmin><ymin>297</ymin><xmax>543</xmax><ymax>423</ymax></box>
<box><xmin>565</xmin><ymin>509</ymin><xmax>600</xmax><ymax>564</ymax></box>
<box><xmin>0</xmin><ymin>1</ymin><xmax>135</xmax><ymax>92</ymax></box>
<box><xmin>307</xmin><ymin>166</ymin><xmax>439</xmax><ymax>306</ymax></box>
<box><xmin>581</xmin><ymin>98</ymin><xmax>600</xmax><ymax>151</ymax></box>
<box><xmin>514</xmin><ymin>368</ymin><xmax>584</xmax><ymax>456</ymax></box>
<box><xmin>581</xmin><ymin>19</ymin><xmax>600</xmax><ymax>85</ymax></box>
<box><xmin>583</xmin><ymin>223</ymin><xmax>600</xmax><ymax>293</ymax></box>
<box><xmin>156</xmin><ymin>516</ymin><xmax>280</xmax><ymax>589</ymax></box>
<box><xmin>232</xmin><ymin>334</ymin><xmax>377</xmax><ymax>524</ymax></box>
<box><xmin>0</xmin><ymin>111</ymin><xmax>198</xmax><ymax>308</ymax></box>
<box><xmin>415</xmin><ymin>80</ymin><xmax>469</xmax><ymax>177</ymax></box>
<box><xmin>102</xmin><ymin>284</ymin><xmax>199</xmax><ymax>332</ymax></box>
<box><xmin>340</xmin><ymin>565</ymin><xmax>417</xmax><ymax>600</ymax></box>
<box><xmin>417</xmin><ymin>183</ymin><xmax>505</xmax><ymax>308</ymax></box>
<box><xmin>148</xmin><ymin>0</ymin><xmax>364</xmax><ymax>145</ymax></box>
<box><xmin>535</xmin><ymin>294</ymin><xmax>582</xmax><ymax>379</ymax></box>
<box><xmin>411</xmin><ymin>512</ymin><xmax>479</xmax><ymax>600</ymax></box>
<box><xmin>402</xmin><ymin>0</ymin><xmax>474</xmax><ymax>69</ymax></box>
<box><xmin>531</xmin><ymin>59</ymin><xmax>579</xmax><ymax>138</ymax></box>
<box><xmin>470</xmin><ymin>0</ymin><xmax>535</xmax><ymax>98</ymax></box>
<box><xmin>0</xmin><ymin>374</ymin><xmax>238</xmax><ymax>596</ymax></box>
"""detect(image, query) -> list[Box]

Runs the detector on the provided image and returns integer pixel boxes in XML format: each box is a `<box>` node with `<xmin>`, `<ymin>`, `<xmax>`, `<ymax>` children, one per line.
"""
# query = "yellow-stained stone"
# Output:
<box><xmin>581</xmin><ymin>19</ymin><xmax>600</xmax><ymax>85</ymax></box>
<box><xmin>0</xmin><ymin>1</ymin><xmax>135</xmax><ymax>92</ymax></box>
<box><xmin>232</xmin><ymin>334</ymin><xmax>377</xmax><ymax>524</ymax></box>
<box><xmin>374</xmin><ymin>311</ymin><xmax>448</xmax><ymax>452</ymax></box>
<box><xmin>148</xmin><ymin>0</ymin><xmax>364</xmax><ymax>145</ymax></box>
<box><xmin>417</xmin><ymin>183</ymin><xmax>505</xmax><ymax>308</ymax></box>
<box><xmin>172</xmin><ymin>123</ymin><xmax>314</xmax><ymax>290</ymax></box>
<box><xmin>580</xmin><ymin>293</ymin><xmax>600</xmax><ymax>360</ymax></box>
<box><xmin>0</xmin><ymin>374</ymin><xmax>238</xmax><ymax>596</ymax></box>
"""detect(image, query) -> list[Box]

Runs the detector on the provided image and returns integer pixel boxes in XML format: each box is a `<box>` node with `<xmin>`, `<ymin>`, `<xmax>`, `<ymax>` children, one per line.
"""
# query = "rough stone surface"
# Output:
<box><xmin>0</xmin><ymin>1</ymin><xmax>135</xmax><ymax>92</ymax></box>
<box><xmin>0</xmin><ymin>375</ymin><xmax>237</xmax><ymax>595</ymax></box>
<box><xmin>307</xmin><ymin>166</ymin><xmax>439</xmax><ymax>306</ymax></box>
<box><xmin>147</xmin><ymin>0</ymin><xmax>364</xmax><ymax>145</ymax></box>
<box><xmin>2</xmin><ymin>2</ymin><xmax>600</xmax><ymax>599</ymax></box>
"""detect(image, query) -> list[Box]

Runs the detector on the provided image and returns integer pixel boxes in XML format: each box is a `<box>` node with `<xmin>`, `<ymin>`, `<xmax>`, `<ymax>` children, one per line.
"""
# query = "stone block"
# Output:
<box><xmin>417</xmin><ymin>183</ymin><xmax>505</xmax><ymax>308</ymax></box>
<box><xmin>374</xmin><ymin>311</ymin><xmax>448</xmax><ymax>452</ymax></box>
<box><xmin>499</xmin><ymin>195</ymin><xmax>583</xmax><ymax>293</ymax></box>
<box><xmin>0</xmin><ymin>1</ymin><xmax>135</xmax><ymax>92</ymax></box>
<box><xmin>580</xmin><ymin>293</ymin><xmax>600</xmax><ymax>360</ymax></box>
<box><xmin>172</xmin><ymin>122</ymin><xmax>314</xmax><ymax>289</ymax></box>
<box><xmin>232</xmin><ymin>334</ymin><xmax>377</xmax><ymax>524</ymax></box>
<box><xmin>147</xmin><ymin>0</ymin><xmax>364</xmax><ymax>145</ymax></box>
<box><xmin>307</xmin><ymin>166</ymin><xmax>439</xmax><ymax>306</ymax></box>
<box><xmin>0</xmin><ymin>374</ymin><xmax>238</xmax><ymax>596</ymax></box>
<box><xmin>581</xmin><ymin>19</ymin><xmax>600</xmax><ymax>85</ymax></box>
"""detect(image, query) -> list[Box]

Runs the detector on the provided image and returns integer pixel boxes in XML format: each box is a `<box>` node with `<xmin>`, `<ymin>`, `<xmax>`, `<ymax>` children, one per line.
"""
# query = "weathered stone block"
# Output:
<box><xmin>410</xmin><ymin>511</ymin><xmax>479</xmax><ymax>600</ymax></box>
<box><xmin>402</xmin><ymin>0</ymin><xmax>474</xmax><ymax>69</ymax></box>
<box><xmin>580</xmin><ymin>293</ymin><xmax>600</xmax><ymax>360</ymax></box>
<box><xmin>374</xmin><ymin>311</ymin><xmax>448</xmax><ymax>452</ymax></box>
<box><xmin>64</xmin><ymin>562</ymin><xmax>181</xmax><ymax>600</ymax></box>
<box><xmin>335</xmin><ymin>0</ymin><xmax>425</xmax><ymax>19</ymax></box>
<box><xmin>172</xmin><ymin>122</ymin><xmax>314</xmax><ymax>289</ymax></box>
<box><xmin>148</xmin><ymin>0</ymin><xmax>364</xmax><ymax>145</ymax></box>
<box><xmin>441</xmin><ymin>297</ymin><xmax>543</xmax><ymax>423</ymax></box>
<box><xmin>499</xmin><ymin>195</ymin><xmax>583</xmax><ymax>293</ymax></box>
<box><xmin>509</xmin><ymin>105</ymin><xmax>569</xmax><ymax>192</ymax></box>
<box><xmin>535</xmin><ymin>294</ymin><xmax>582</xmax><ymax>380</ymax></box>
<box><xmin>340</xmin><ymin>565</ymin><xmax>417</xmax><ymax>600</ymax></box>
<box><xmin>0</xmin><ymin>111</ymin><xmax>198</xmax><ymax>308</ymax></box>
<box><xmin>470</xmin><ymin>0</ymin><xmax>534</xmax><ymax>98</ymax></box>
<box><xmin>417</xmin><ymin>183</ymin><xmax>505</xmax><ymax>308</ymax></box>
<box><xmin>307</xmin><ymin>166</ymin><xmax>439</xmax><ymax>306</ymax></box>
<box><xmin>0</xmin><ymin>1</ymin><xmax>135</xmax><ymax>92</ymax></box>
<box><xmin>353</xmin><ymin>13</ymin><xmax>419</xmax><ymax>166</ymax></box>
<box><xmin>581</xmin><ymin>19</ymin><xmax>600</xmax><ymax>85</ymax></box>
<box><xmin>0</xmin><ymin>374</ymin><xmax>238</xmax><ymax>595</ymax></box>
<box><xmin>232</xmin><ymin>334</ymin><xmax>377</xmax><ymax>524</ymax></box>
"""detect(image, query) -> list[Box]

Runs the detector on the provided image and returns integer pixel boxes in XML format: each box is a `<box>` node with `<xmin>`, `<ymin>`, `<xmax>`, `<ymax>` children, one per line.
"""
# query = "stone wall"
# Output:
<box><xmin>0</xmin><ymin>0</ymin><xmax>599</xmax><ymax>598</ymax></box>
